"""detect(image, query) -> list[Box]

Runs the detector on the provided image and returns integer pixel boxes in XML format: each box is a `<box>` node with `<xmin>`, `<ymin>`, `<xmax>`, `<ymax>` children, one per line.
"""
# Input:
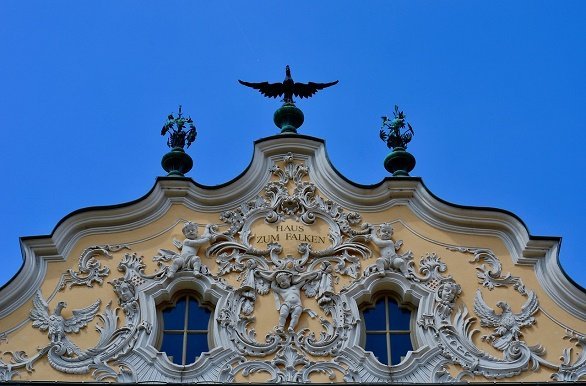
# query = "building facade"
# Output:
<box><xmin>0</xmin><ymin>134</ymin><xmax>584</xmax><ymax>383</ymax></box>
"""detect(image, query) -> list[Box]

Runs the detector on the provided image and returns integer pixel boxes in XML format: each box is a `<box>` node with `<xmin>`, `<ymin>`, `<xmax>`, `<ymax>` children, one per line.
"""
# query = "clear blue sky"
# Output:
<box><xmin>0</xmin><ymin>1</ymin><xmax>584</xmax><ymax>288</ymax></box>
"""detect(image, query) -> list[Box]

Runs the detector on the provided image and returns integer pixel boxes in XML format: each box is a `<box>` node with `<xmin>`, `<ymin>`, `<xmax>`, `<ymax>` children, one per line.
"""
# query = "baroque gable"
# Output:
<box><xmin>0</xmin><ymin>135</ymin><xmax>584</xmax><ymax>383</ymax></box>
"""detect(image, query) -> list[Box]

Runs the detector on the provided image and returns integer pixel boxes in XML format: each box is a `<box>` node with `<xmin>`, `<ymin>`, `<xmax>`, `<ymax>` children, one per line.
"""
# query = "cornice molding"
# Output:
<box><xmin>1</xmin><ymin>135</ymin><xmax>582</xmax><ymax>322</ymax></box>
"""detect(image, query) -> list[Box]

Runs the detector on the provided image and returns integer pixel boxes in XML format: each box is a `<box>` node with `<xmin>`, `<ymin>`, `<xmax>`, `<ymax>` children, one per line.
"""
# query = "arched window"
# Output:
<box><xmin>159</xmin><ymin>294</ymin><xmax>211</xmax><ymax>365</ymax></box>
<box><xmin>362</xmin><ymin>295</ymin><xmax>413</xmax><ymax>366</ymax></box>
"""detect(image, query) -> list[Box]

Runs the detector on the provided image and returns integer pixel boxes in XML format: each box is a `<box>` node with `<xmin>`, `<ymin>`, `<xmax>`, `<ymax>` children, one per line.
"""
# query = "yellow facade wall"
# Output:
<box><xmin>0</xmin><ymin>182</ymin><xmax>583</xmax><ymax>383</ymax></box>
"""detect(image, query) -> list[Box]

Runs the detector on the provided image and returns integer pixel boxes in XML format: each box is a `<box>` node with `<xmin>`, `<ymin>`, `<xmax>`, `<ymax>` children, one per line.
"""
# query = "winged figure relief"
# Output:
<box><xmin>474</xmin><ymin>290</ymin><xmax>539</xmax><ymax>351</ymax></box>
<box><xmin>30</xmin><ymin>290</ymin><xmax>101</xmax><ymax>355</ymax></box>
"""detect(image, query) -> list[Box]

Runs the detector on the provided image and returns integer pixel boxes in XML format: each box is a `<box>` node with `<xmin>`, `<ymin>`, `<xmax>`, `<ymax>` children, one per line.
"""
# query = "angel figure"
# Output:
<box><xmin>156</xmin><ymin>222</ymin><xmax>214</xmax><ymax>278</ymax></box>
<box><xmin>366</xmin><ymin>223</ymin><xmax>412</xmax><ymax>277</ymax></box>
<box><xmin>474</xmin><ymin>290</ymin><xmax>539</xmax><ymax>351</ymax></box>
<box><xmin>30</xmin><ymin>290</ymin><xmax>101</xmax><ymax>356</ymax></box>
<box><xmin>256</xmin><ymin>269</ymin><xmax>322</xmax><ymax>333</ymax></box>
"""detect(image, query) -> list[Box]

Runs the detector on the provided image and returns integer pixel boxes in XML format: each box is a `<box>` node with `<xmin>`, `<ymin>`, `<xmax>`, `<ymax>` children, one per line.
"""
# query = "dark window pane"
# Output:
<box><xmin>390</xmin><ymin>333</ymin><xmax>413</xmax><ymax>365</ymax></box>
<box><xmin>163</xmin><ymin>298</ymin><xmax>186</xmax><ymax>330</ymax></box>
<box><xmin>389</xmin><ymin>299</ymin><xmax>411</xmax><ymax>330</ymax></box>
<box><xmin>185</xmin><ymin>333</ymin><xmax>208</xmax><ymax>363</ymax></box>
<box><xmin>187</xmin><ymin>298</ymin><xmax>211</xmax><ymax>330</ymax></box>
<box><xmin>365</xmin><ymin>333</ymin><xmax>388</xmax><ymax>365</ymax></box>
<box><xmin>363</xmin><ymin>298</ymin><xmax>386</xmax><ymax>331</ymax></box>
<box><xmin>161</xmin><ymin>333</ymin><xmax>184</xmax><ymax>364</ymax></box>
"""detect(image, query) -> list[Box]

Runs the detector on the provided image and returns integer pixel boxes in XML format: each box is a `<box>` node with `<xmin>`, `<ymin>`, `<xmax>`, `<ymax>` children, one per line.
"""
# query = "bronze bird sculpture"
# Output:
<box><xmin>239</xmin><ymin>65</ymin><xmax>338</xmax><ymax>104</ymax></box>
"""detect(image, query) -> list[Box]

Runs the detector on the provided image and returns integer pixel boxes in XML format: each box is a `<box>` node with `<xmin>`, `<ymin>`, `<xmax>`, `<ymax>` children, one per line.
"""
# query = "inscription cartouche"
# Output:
<box><xmin>252</xmin><ymin>220</ymin><xmax>330</xmax><ymax>254</ymax></box>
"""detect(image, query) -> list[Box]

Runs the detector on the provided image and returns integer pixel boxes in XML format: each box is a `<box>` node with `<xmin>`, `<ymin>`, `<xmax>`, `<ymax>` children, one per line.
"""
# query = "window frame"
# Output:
<box><xmin>361</xmin><ymin>293</ymin><xmax>415</xmax><ymax>366</ymax></box>
<box><xmin>157</xmin><ymin>291</ymin><xmax>212</xmax><ymax>366</ymax></box>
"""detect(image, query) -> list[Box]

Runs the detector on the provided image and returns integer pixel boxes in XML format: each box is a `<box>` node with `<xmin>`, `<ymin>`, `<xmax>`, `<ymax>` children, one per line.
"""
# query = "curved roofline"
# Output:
<box><xmin>20</xmin><ymin>134</ymin><xmax>559</xmax><ymax>243</ymax></box>
<box><xmin>2</xmin><ymin>134</ymin><xmax>583</xmax><ymax>309</ymax></box>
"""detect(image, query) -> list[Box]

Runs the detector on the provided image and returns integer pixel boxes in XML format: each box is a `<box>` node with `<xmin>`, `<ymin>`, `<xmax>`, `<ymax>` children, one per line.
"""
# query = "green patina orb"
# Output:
<box><xmin>274</xmin><ymin>103</ymin><xmax>304</xmax><ymax>134</ymax></box>
<box><xmin>161</xmin><ymin>147</ymin><xmax>193</xmax><ymax>177</ymax></box>
<box><xmin>384</xmin><ymin>147</ymin><xmax>416</xmax><ymax>177</ymax></box>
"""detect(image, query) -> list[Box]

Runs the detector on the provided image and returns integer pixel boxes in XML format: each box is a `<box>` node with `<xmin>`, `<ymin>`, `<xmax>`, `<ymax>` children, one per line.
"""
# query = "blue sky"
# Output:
<box><xmin>0</xmin><ymin>1</ymin><xmax>584</xmax><ymax>288</ymax></box>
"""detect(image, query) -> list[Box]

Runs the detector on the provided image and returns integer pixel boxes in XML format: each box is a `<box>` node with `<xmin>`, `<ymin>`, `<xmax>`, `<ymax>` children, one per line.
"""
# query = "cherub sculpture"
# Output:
<box><xmin>110</xmin><ymin>278</ymin><xmax>137</xmax><ymax>316</ymax></box>
<box><xmin>436</xmin><ymin>280</ymin><xmax>462</xmax><ymax>319</ymax></box>
<box><xmin>255</xmin><ymin>268</ymin><xmax>323</xmax><ymax>333</ymax></box>
<box><xmin>30</xmin><ymin>290</ymin><xmax>101</xmax><ymax>356</ymax></box>
<box><xmin>365</xmin><ymin>223</ymin><xmax>413</xmax><ymax>277</ymax></box>
<box><xmin>155</xmin><ymin>222</ymin><xmax>215</xmax><ymax>278</ymax></box>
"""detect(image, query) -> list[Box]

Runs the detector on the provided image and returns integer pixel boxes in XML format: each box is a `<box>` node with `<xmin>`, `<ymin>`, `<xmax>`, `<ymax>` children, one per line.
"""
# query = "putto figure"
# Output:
<box><xmin>365</xmin><ymin>223</ymin><xmax>414</xmax><ymax>278</ymax></box>
<box><xmin>155</xmin><ymin>222</ymin><xmax>215</xmax><ymax>278</ymax></box>
<box><xmin>256</xmin><ymin>269</ymin><xmax>322</xmax><ymax>333</ymax></box>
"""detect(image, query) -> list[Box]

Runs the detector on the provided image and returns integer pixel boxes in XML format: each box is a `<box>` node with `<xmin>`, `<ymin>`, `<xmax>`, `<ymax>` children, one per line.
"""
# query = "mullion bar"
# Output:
<box><xmin>385</xmin><ymin>297</ymin><xmax>391</xmax><ymax>366</ymax></box>
<box><xmin>182</xmin><ymin>295</ymin><xmax>190</xmax><ymax>365</ymax></box>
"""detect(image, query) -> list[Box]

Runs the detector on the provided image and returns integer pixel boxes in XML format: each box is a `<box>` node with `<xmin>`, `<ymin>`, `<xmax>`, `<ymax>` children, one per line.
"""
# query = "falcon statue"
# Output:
<box><xmin>239</xmin><ymin>65</ymin><xmax>338</xmax><ymax>104</ymax></box>
<box><xmin>30</xmin><ymin>290</ymin><xmax>101</xmax><ymax>355</ymax></box>
<box><xmin>474</xmin><ymin>289</ymin><xmax>539</xmax><ymax>351</ymax></box>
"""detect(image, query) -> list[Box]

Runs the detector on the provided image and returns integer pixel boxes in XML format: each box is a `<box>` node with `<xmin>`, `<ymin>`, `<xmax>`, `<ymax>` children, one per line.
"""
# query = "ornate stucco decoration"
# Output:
<box><xmin>30</xmin><ymin>291</ymin><xmax>101</xmax><ymax>356</ymax></box>
<box><xmin>474</xmin><ymin>290</ymin><xmax>538</xmax><ymax>351</ymax></box>
<box><xmin>61</xmin><ymin>245</ymin><xmax>130</xmax><ymax>289</ymax></box>
<box><xmin>449</xmin><ymin>247</ymin><xmax>527</xmax><ymax>295</ymax></box>
<box><xmin>1</xmin><ymin>153</ymin><xmax>585</xmax><ymax>383</ymax></box>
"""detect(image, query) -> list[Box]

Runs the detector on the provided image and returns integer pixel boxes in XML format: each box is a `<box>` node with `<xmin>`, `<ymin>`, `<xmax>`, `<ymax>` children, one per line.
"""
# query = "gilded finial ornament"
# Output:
<box><xmin>160</xmin><ymin>105</ymin><xmax>196</xmax><ymax>177</ymax></box>
<box><xmin>380</xmin><ymin>105</ymin><xmax>416</xmax><ymax>176</ymax></box>
<box><xmin>239</xmin><ymin>65</ymin><xmax>338</xmax><ymax>134</ymax></box>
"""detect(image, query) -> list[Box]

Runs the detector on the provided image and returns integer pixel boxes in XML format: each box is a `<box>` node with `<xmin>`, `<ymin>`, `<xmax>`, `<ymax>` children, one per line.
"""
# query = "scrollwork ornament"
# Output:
<box><xmin>418</xmin><ymin>253</ymin><xmax>448</xmax><ymax>283</ymax></box>
<box><xmin>551</xmin><ymin>330</ymin><xmax>586</xmax><ymax>381</ymax></box>
<box><xmin>449</xmin><ymin>247</ymin><xmax>527</xmax><ymax>295</ymax></box>
<box><xmin>60</xmin><ymin>244</ymin><xmax>129</xmax><ymax>289</ymax></box>
<box><xmin>6</xmin><ymin>152</ymin><xmax>581</xmax><ymax>384</ymax></box>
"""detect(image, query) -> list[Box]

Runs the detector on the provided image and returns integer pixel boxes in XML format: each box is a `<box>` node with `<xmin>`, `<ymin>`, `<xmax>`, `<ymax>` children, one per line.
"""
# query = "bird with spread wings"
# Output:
<box><xmin>239</xmin><ymin>65</ymin><xmax>338</xmax><ymax>104</ymax></box>
<box><xmin>30</xmin><ymin>290</ymin><xmax>101</xmax><ymax>355</ymax></box>
<box><xmin>474</xmin><ymin>289</ymin><xmax>539</xmax><ymax>351</ymax></box>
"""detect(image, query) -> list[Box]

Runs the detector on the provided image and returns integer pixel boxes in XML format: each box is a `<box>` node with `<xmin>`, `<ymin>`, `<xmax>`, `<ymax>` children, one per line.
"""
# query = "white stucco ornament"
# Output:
<box><xmin>1</xmin><ymin>151</ymin><xmax>585</xmax><ymax>383</ymax></box>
